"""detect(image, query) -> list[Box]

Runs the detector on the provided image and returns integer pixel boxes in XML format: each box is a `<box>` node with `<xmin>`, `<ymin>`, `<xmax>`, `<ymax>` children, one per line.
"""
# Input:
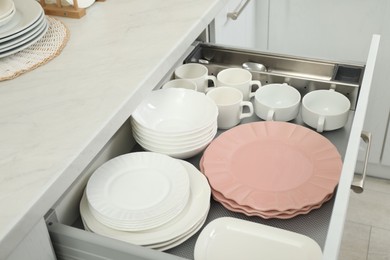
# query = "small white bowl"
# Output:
<box><xmin>302</xmin><ymin>89</ymin><xmax>351</xmax><ymax>132</ymax></box>
<box><xmin>254</xmin><ymin>83</ymin><xmax>301</xmax><ymax>122</ymax></box>
<box><xmin>132</xmin><ymin>88</ymin><xmax>218</xmax><ymax>135</ymax></box>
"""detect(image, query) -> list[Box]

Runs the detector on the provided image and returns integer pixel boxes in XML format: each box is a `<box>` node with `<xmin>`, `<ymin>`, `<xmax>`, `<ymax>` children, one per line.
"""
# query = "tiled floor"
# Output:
<box><xmin>339</xmin><ymin>176</ymin><xmax>390</xmax><ymax>260</ymax></box>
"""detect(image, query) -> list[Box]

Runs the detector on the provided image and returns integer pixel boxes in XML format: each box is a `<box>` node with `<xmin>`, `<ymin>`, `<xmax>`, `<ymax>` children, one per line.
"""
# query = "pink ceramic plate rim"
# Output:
<box><xmin>201</xmin><ymin>121</ymin><xmax>342</xmax><ymax>211</ymax></box>
<box><xmin>211</xmin><ymin>188</ymin><xmax>333</xmax><ymax>219</ymax></box>
<box><xmin>214</xmin><ymin>191</ymin><xmax>333</xmax><ymax>219</ymax></box>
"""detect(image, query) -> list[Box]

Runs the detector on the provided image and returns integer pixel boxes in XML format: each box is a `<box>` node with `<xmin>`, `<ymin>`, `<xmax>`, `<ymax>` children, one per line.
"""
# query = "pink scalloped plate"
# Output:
<box><xmin>211</xmin><ymin>188</ymin><xmax>334</xmax><ymax>219</ymax></box>
<box><xmin>201</xmin><ymin>121</ymin><xmax>342</xmax><ymax>212</ymax></box>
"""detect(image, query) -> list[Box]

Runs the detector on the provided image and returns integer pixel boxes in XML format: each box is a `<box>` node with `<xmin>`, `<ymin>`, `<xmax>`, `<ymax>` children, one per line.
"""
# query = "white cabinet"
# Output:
<box><xmin>210</xmin><ymin>0</ymin><xmax>266</xmax><ymax>50</ymax></box>
<box><xmin>266</xmin><ymin>0</ymin><xmax>387</xmax><ymax>63</ymax></box>
<box><xmin>363</xmin><ymin>11</ymin><xmax>390</xmax><ymax>172</ymax></box>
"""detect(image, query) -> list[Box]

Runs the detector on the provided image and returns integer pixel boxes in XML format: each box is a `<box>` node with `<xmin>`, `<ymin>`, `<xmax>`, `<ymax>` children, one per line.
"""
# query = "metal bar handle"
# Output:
<box><xmin>351</xmin><ymin>131</ymin><xmax>372</xmax><ymax>193</ymax></box>
<box><xmin>227</xmin><ymin>0</ymin><xmax>251</xmax><ymax>20</ymax></box>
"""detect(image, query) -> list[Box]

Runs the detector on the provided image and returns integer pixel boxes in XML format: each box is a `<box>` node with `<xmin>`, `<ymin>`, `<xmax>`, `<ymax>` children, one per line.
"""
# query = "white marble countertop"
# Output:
<box><xmin>0</xmin><ymin>0</ymin><xmax>227</xmax><ymax>257</ymax></box>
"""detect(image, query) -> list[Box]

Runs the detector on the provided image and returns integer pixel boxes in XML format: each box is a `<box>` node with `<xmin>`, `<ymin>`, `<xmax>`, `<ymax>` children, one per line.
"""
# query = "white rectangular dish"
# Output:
<box><xmin>194</xmin><ymin>217</ymin><xmax>322</xmax><ymax>260</ymax></box>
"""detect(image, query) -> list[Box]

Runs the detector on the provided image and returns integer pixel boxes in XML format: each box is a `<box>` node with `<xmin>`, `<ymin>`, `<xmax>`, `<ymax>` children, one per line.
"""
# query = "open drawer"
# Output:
<box><xmin>46</xmin><ymin>35</ymin><xmax>380</xmax><ymax>260</ymax></box>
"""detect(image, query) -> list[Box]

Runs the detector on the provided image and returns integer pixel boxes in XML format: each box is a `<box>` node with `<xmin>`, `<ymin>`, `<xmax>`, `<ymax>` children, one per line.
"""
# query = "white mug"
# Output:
<box><xmin>174</xmin><ymin>63</ymin><xmax>216</xmax><ymax>93</ymax></box>
<box><xmin>162</xmin><ymin>79</ymin><xmax>197</xmax><ymax>91</ymax></box>
<box><xmin>254</xmin><ymin>83</ymin><xmax>301</xmax><ymax>121</ymax></box>
<box><xmin>217</xmin><ymin>68</ymin><xmax>261</xmax><ymax>100</ymax></box>
<box><xmin>206</xmin><ymin>87</ymin><xmax>254</xmax><ymax>129</ymax></box>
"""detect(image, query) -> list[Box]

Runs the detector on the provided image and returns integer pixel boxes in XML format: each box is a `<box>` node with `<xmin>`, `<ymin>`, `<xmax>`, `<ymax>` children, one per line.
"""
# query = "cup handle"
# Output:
<box><xmin>317</xmin><ymin>116</ymin><xmax>325</xmax><ymax>132</ymax></box>
<box><xmin>207</xmin><ymin>75</ymin><xmax>217</xmax><ymax>87</ymax></box>
<box><xmin>239</xmin><ymin>101</ymin><xmax>254</xmax><ymax>120</ymax></box>
<box><xmin>266</xmin><ymin>109</ymin><xmax>275</xmax><ymax>121</ymax></box>
<box><xmin>250</xmin><ymin>80</ymin><xmax>262</xmax><ymax>91</ymax></box>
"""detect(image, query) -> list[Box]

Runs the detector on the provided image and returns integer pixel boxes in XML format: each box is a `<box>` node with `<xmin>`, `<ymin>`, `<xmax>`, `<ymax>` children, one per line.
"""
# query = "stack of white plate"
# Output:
<box><xmin>80</xmin><ymin>152</ymin><xmax>211</xmax><ymax>251</ymax></box>
<box><xmin>0</xmin><ymin>0</ymin><xmax>47</xmax><ymax>58</ymax></box>
<box><xmin>131</xmin><ymin>88</ymin><xmax>219</xmax><ymax>159</ymax></box>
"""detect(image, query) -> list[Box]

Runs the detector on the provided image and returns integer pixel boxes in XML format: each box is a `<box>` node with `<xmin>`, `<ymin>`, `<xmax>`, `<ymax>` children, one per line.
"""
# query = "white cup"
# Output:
<box><xmin>216</xmin><ymin>68</ymin><xmax>261</xmax><ymax>100</ymax></box>
<box><xmin>174</xmin><ymin>63</ymin><xmax>217</xmax><ymax>93</ymax></box>
<box><xmin>254</xmin><ymin>83</ymin><xmax>301</xmax><ymax>121</ymax></box>
<box><xmin>162</xmin><ymin>79</ymin><xmax>197</xmax><ymax>91</ymax></box>
<box><xmin>302</xmin><ymin>89</ymin><xmax>351</xmax><ymax>132</ymax></box>
<box><xmin>206</xmin><ymin>87</ymin><xmax>254</xmax><ymax>130</ymax></box>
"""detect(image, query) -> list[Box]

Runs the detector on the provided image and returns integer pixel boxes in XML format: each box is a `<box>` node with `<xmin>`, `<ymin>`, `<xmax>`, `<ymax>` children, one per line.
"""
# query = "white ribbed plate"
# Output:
<box><xmin>80</xmin><ymin>160</ymin><xmax>211</xmax><ymax>246</ymax></box>
<box><xmin>86</xmin><ymin>152</ymin><xmax>190</xmax><ymax>231</ymax></box>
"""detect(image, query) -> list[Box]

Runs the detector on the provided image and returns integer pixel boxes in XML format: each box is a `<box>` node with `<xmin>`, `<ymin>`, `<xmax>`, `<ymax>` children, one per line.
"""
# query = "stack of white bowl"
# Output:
<box><xmin>131</xmin><ymin>88</ymin><xmax>219</xmax><ymax>159</ymax></box>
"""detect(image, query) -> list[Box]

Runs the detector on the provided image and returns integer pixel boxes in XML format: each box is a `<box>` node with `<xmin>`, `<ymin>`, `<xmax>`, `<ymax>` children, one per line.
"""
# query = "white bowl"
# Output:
<box><xmin>302</xmin><ymin>89</ymin><xmax>350</xmax><ymax>132</ymax></box>
<box><xmin>132</xmin><ymin>88</ymin><xmax>218</xmax><ymax>134</ymax></box>
<box><xmin>133</xmin><ymin>124</ymin><xmax>217</xmax><ymax>148</ymax></box>
<box><xmin>135</xmin><ymin>134</ymin><xmax>215</xmax><ymax>159</ymax></box>
<box><xmin>132</xmin><ymin>123</ymin><xmax>217</xmax><ymax>147</ymax></box>
<box><xmin>254</xmin><ymin>83</ymin><xmax>301</xmax><ymax>121</ymax></box>
<box><xmin>131</xmin><ymin>117</ymin><xmax>217</xmax><ymax>139</ymax></box>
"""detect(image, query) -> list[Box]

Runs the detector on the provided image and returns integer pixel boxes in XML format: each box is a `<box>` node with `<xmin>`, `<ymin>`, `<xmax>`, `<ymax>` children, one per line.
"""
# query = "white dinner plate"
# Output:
<box><xmin>80</xmin><ymin>160</ymin><xmax>211</xmax><ymax>246</ymax></box>
<box><xmin>0</xmin><ymin>0</ymin><xmax>43</xmax><ymax>40</ymax></box>
<box><xmin>0</xmin><ymin>17</ymin><xmax>47</xmax><ymax>58</ymax></box>
<box><xmin>85</xmin><ymin>152</ymin><xmax>190</xmax><ymax>231</ymax></box>
<box><xmin>0</xmin><ymin>16</ymin><xmax>46</xmax><ymax>51</ymax></box>
<box><xmin>194</xmin><ymin>217</ymin><xmax>323</xmax><ymax>260</ymax></box>
<box><xmin>150</xmin><ymin>212</ymin><xmax>208</xmax><ymax>251</ymax></box>
<box><xmin>0</xmin><ymin>0</ymin><xmax>14</xmax><ymax>20</ymax></box>
<box><xmin>0</xmin><ymin>7</ymin><xmax>15</xmax><ymax>27</ymax></box>
<box><xmin>82</xmin><ymin>206</ymin><xmax>209</xmax><ymax>251</ymax></box>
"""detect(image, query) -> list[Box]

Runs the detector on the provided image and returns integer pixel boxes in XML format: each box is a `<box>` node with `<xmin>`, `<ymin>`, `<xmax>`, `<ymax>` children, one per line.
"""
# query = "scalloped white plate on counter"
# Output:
<box><xmin>194</xmin><ymin>217</ymin><xmax>323</xmax><ymax>260</ymax></box>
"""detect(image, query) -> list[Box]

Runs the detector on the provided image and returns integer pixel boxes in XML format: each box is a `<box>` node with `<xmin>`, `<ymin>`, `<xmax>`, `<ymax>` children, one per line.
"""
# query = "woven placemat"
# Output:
<box><xmin>0</xmin><ymin>16</ymin><xmax>70</xmax><ymax>81</ymax></box>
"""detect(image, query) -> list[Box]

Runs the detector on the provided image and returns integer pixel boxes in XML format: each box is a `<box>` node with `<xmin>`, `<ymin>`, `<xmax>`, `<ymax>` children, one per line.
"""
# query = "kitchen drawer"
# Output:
<box><xmin>46</xmin><ymin>35</ymin><xmax>380</xmax><ymax>260</ymax></box>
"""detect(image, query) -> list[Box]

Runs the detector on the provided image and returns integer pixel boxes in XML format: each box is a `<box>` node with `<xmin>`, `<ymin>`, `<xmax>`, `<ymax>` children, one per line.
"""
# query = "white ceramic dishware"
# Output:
<box><xmin>217</xmin><ymin>68</ymin><xmax>261</xmax><ymax>100</ymax></box>
<box><xmin>194</xmin><ymin>217</ymin><xmax>323</xmax><ymax>260</ymax></box>
<box><xmin>131</xmin><ymin>88</ymin><xmax>218</xmax><ymax>159</ymax></box>
<box><xmin>133</xmin><ymin>127</ymin><xmax>217</xmax><ymax>159</ymax></box>
<box><xmin>254</xmin><ymin>83</ymin><xmax>301</xmax><ymax>121</ymax></box>
<box><xmin>131</xmin><ymin>119</ymin><xmax>217</xmax><ymax>143</ymax></box>
<box><xmin>162</xmin><ymin>79</ymin><xmax>197</xmax><ymax>91</ymax></box>
<box><xmin>132</xmin><ymin>88</ymin><xmax>218</xmax><ymax>134</ymax></box>
<box><xmin>302</xmin><ymin>89</ymin><xmax>351</xmax><ymax>132</ymax></box>
<box><xmin>0</xmin><ymin>0</ymin><xmax>48</xmax><ymax>58</ymax></box>
<box><xmin>85</xmin><ymin>152</ymin><xmax>190</xmax><ymax>231</ymax></box>
<box><xmin>80</xmin><ymin>159</ymin><xmax>211</xmax><ymax>250</ymax></box>
<box><xmin>174</xmin><ymin>63</ymin><xmax>216</xmax><ymax>93</ymax></box>
<box><xmin>206</xmin><ymin>86</ymin><xmax>253</xmax><ymax>129</ymax></box>
<box><xmin>0</xmin><ymin>0</ymin><xmax>43</xmax><ymax>40</ymax></box>
<box><xmin>0</xmin><ymin>0</ymin><xmax>15</xmax><ymax>27</ymax></box>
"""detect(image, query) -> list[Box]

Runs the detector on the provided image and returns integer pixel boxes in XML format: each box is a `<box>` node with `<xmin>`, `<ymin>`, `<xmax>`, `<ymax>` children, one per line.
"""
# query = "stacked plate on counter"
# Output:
<box><xmin>0</xmin><ymin>0</ymin><xmax>15</xmax><ymax>27</ymax></box>
<box><xmin>131</xmin><ymin>88</ymin><xmax>218</xmax><ymax>159</ymax></box>
<box><xmin>0</xmin><ymin>0</ymin><xmax>47</xmax><ymax>58</ymax></box>
<box><xmin>80</xmin><ymin>152</ymin><xmax>211</xmax><ymax>251</ymax></box>
<box><xmin>201</xmin><ymin>121</ymin><xmax>342</xmax><ymax>219</ymax></box>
